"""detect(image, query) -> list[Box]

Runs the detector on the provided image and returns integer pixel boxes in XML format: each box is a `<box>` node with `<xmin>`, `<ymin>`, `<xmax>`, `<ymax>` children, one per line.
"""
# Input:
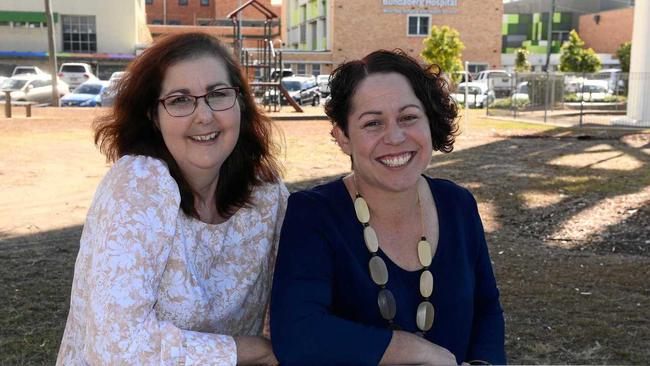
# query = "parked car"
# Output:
<box><xmin>451</xmin><ymin>82</ymin><xmax>494</xmax><ymax>108</ymax></box>
<box><xmin>271</xmin><ymin>68</ymin><xmax>294</xmax><ymax>81</ymax></box>
<box><xmin>590</xmin><ymin>68</ymin><xmax>625</xmax><ymax>94</ymax></box>
<box><xmin>11</xmin><ymin>66</ymin><xmax>47</xmax><ymax>77</ymax></box>
<box><xmin>511</xmin><ymin>81</ymin><xmax>530</xmax><ymax>102</ymax></box>
<box><xmin>474</xmin><ymin>69</ymin><xmax>511</xmax><ymax>97</ymax></box>
<box><xmin>0</xmin><ymin>74</ymin><xmax>69</xmax><ymax>105</ymax></box>
<box><xmin>59</xmin><ymin>80</ymin><xmax>108</xmax><ymax>107</ymax></box>
<box><xmin>58</xmin><ymin>63</ymin><xmax>97</xmax><ymax>91</ymax></box>
<box><xmin>575</xmin><ymin>80</ymin><xmax>612</xmax><ymax>101</ymax></box>
<box><xmin>99</xmin><ymin>71</ymin><xmax>126</xmax><ymax>107</ymax></box>
<box><xmin>317</xmin><ymin>74</ymin><xmax>330</xmax><ymax>98</ymax></box>
<box><xmin>263</xmin><ymin>76</ymin><xmax>320</xmax><ymax>106</ymax></box>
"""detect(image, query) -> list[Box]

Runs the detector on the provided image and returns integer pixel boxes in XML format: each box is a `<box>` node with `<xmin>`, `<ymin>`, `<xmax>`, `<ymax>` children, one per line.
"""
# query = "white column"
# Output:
<box><xmin>625</xmin><ymin>1</ymin><xmax>650</xmax><ymax>127</ymax></box>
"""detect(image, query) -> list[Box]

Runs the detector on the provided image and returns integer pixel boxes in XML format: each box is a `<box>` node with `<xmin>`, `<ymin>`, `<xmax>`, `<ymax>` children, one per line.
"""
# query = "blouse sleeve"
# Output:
<box><xmin>76</xmin><ymin>156</ymin><xmax>236</xmax><ymax>365</ymax></box>
<box><xmin>464</xmin><ymin>192</ymin><xmax>507</xmax><ymax>365</ymax></box>
<box><xmin>270</xmin><ymin>192</ymin><xmax>392</xmax><ymax>366</ymax></box>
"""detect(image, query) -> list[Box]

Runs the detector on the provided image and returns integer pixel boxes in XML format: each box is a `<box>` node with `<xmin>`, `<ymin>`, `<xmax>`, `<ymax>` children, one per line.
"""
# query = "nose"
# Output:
<box><xmin>383</xmin><ymin>121</ymin><xmax>407</xmax><ymax>145</ymax></box>
<box><xmin>193</xmin><ymin>96</ymin><xmax>214</xmax><ymax>124</ymax></box>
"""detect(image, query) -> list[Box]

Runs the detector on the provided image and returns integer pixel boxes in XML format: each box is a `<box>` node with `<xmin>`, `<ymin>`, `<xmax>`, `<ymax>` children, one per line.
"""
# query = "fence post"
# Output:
<box><xmin>4</xmin><ymin>91</ymin><xmax>11</xmax><ymax>118</ymax></box>
<box><xmin>543</xmin><ymin>71</ymin><xmax>549</xmax><ymax>123</ymax></box>
<box><xmin>513</xmin><ymin>72</ymin><xmax>517</xmax><ymax>119</ymax></box>
<box><xmin>579</xmin><ymin>72</ymin><xmax>585</xmax><ymax>127</ymax></box>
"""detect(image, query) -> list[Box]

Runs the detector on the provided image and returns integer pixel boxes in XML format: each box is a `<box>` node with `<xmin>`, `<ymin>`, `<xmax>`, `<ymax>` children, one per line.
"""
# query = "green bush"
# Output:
<box><xmin>489</xmin><ymin>98</ymin><xmax>530</xmax><ymax>109</ymax></box>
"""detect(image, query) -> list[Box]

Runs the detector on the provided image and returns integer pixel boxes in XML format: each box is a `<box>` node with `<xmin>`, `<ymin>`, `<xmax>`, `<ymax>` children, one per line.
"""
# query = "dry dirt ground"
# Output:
<box><xmin>1</xmin><ymin>107</ymin><xmax>649</xmax><ymax>364</ymax></box>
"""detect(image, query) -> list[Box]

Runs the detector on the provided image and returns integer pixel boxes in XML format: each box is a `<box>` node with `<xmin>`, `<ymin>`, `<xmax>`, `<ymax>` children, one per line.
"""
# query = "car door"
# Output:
<box><xmin>33</xmin><ymin>79</ymin><xmax>52</xmax><ymax>103</ymax></box>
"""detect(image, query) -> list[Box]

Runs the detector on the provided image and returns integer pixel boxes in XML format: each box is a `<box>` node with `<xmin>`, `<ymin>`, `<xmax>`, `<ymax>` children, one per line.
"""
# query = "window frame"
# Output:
<box><xmin>406</xmin><ymin>14</ymin><xmax>430</xmax><ymax>37</ymax></box>
<box><xmin>178</xmin><ymin>0</ymin><xmax>188</xmax><ymax>6</ymax></box>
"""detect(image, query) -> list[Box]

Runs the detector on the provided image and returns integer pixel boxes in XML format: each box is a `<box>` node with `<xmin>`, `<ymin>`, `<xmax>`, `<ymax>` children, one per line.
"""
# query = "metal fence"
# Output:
<box><xmin>483</xmin><ymin>71</ymin><xmax>649</xmax><ymax>128</ymax></box>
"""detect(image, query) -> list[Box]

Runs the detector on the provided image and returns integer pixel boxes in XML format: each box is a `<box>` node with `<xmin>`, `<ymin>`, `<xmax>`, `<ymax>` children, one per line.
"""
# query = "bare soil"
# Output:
<box><xmin>1</xmin><ymin>107</ymin><xmax>649</xmax><ymax>364</ymax></box>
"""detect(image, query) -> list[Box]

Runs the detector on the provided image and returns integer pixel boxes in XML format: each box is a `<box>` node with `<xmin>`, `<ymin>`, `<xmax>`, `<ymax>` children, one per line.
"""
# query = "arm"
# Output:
<box><xmin>270</xmin><ymin>193</ymin><xmax>454</xmax><ymax>366</ymax></box>
<box><xmin>464</xmin><ymin>195</ymin><xmax>506</xmax><ymax>365</ymax></box>
<box><xmin>77</xmin><ymin>157</ymin><xmax>237</xmax><ymax>365</ymax></box>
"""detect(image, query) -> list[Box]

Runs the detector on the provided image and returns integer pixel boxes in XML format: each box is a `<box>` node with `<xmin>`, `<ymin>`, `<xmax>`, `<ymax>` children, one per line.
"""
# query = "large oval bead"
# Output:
<box><xmin>416</xmin><ymin>301</ymin><xmax>435</xmax><ymax>331</ymax></box>
<box><xmin>363</xmin><ymin>226</ymin><xmax>379</xmax><ymax>253</ymax></box>
<box><xmin>377</xmin><ymin>289</ymin><xmax>396</xmax><ymax>320</ymax></box>
<box><xmin>417</xmin><ymin>239</ymin><xmax>432</xmax><ymax>267</ymax></box>
<box><xmin>368</xmin><ymin>256</ymin><xmax>388</xmax><ymax>286</ymax></box>
<box><xmin>354</xmin><ymin>196</ymin><xmax>370</xmax><ymax>223</ymax></box>
<box><xmin>419</xmin><ymin>270</ymin><xmax>434</xmax><ymax>298</ymax></box>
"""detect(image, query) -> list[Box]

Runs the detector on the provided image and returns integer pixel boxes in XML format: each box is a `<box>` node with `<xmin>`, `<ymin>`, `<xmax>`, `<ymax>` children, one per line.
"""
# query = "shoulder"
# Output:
<box><xmin>424</xmin><ymin>176</ymin><xmax>477</xmax><ymax>208</ymax></box>
<box><xmin>287</xmin><ymin>179</ymin><xmax>343</xmax><ymax>212</ymax></box>
<box><xmin>96</xmin><ymin>155</ymin><xmax>181</xmax><ymax>208</ymax></box>
<box><xmin>250</xmin><ymin>179</ymin><xmax>290</xmax><ymax>212</ymax></box>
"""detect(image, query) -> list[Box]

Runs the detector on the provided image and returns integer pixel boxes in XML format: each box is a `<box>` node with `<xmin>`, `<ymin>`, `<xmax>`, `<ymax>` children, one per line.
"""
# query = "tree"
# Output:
<box><xmin>514</xmin><ymin>47</ymin><xmax>531</xmax><ymax>73</ymax></box>
<box><xmin>559</xmin><ymin>30</ymin><xmax>601</xmax><ymax>73</ymax></box>
<box><xmin>616</xmin><ymin>42</ymin><xmax>631</xmax><ymax>73</ymax></box>
<box><xmin>420</xmin><ymin>25</ymin><xmax>465</xmax><ymax>82</ymax></box>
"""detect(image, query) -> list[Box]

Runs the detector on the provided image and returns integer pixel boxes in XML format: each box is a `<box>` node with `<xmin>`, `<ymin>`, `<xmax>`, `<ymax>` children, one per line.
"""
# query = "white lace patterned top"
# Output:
<box><xmin>56</xmin><ymin>155</ymin><xmax>288</xmax><ymax>365</ymax></box>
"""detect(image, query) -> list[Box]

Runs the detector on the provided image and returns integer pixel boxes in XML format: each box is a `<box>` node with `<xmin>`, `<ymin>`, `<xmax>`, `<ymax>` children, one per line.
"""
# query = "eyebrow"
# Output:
<box><xmin>162</xmin><ymin>82</ymin><xmax>230</xmax><ymax>97</ymax></box>
<box><xmin>356</xmin><ymin>104</ymin><xmax>422</xmax><ymax>119</ymax></box>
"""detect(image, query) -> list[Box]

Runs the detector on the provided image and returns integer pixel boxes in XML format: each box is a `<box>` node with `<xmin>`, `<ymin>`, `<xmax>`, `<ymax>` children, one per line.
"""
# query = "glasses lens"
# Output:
<box><xmin>206</xmin><ymin>88</ymin><xmax>237</xmax><ymax>111</ymax></box>
<box><xmin>164</xmin><ymin>95</ymin><xmax>195</xmax><ymax>117</ymax></box>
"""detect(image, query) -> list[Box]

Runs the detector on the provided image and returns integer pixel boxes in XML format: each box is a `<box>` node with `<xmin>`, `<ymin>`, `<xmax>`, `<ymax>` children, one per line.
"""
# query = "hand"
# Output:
<box><xmin>234</xmin><ymin>336</ymin><xmax>278</xmax><ymax>366</ymax></box>
<box><xmin>421</xmin><ymin>339</ymin><xmax>457</xmax><ymax>366</ymax></box>
<box><xmin>380</xmin><ymin>331</ymin><xmax>457</xmax><ymax>365</ymax></box>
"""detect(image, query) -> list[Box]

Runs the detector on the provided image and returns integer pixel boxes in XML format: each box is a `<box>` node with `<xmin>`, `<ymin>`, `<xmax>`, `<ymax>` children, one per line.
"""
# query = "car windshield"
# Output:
<box><xmin>457</xmin><ymin>86</ymin><xmax>483</xmax><ymax>94</ymax></box>
<box><xmin>62</xmin><ymin>65</ymin><xmax>87</xmax><ymax>73</ymax></box>
<box><xmin>2</xmin><ymin>79</ymin><xmax>28</xmax><ymax>91</ymax></box>
<box><xmin>282</xmin><ymin>81</ymin><xmax>301</xmax><ymax>91</ymax></box>
<box><xmin>74</xmin><ymin>84</ymin><xmax>103</xmax><ymax>95</ymax></box>
<box><xmin>582</xmin><ymin>85</ymin><xmax>607</xmax><ymax>93</ymax></box>
<box><xmin>14</xmin><ymin>68</ymin><xmax>36</xmax><ymax>75</ymax></box>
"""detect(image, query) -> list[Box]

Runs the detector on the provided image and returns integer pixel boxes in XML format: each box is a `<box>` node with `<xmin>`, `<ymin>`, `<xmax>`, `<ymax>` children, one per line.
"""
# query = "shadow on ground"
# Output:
<box><xmin>1</xmin><ymin>126</ymin><xmax>648</xmax><ymax>364</ymax></box>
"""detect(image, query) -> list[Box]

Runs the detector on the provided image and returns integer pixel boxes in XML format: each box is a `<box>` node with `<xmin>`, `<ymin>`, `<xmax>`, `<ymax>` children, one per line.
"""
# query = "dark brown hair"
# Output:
<box><xmin>95</xmin><ymin>32</ymin><xmax>280</xmax><ymax>218</ymax></box>
<box><xmin>324</xmin><ymin>49</ymin><xmax>458</xmax><ymax>153</ymax></box>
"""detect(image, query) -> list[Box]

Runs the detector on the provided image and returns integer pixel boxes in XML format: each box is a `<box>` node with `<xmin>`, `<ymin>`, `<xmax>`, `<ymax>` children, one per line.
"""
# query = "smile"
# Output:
<box><xmin>189</xmin><ymin>131</ymin><xmax>219</xmax><ymax>142</ymax></box>
<box><xmin>377</xmin><ymin>152</ymin><xmax>415</xmax><ymax>168</ymax></box>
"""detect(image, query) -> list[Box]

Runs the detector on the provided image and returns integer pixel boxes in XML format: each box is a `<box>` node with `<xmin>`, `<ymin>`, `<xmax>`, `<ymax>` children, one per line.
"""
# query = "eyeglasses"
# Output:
<box><xmin>158</xmin><ymin>87</ymin><xmax>240</xmax><ymax>117</ymax></box>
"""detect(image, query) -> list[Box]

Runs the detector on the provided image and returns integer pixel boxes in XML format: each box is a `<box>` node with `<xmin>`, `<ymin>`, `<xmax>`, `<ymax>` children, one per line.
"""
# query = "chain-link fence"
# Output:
<box><xmin>483</xmin><ymin>71</ymin><xmax>649</xmax><ymax>128</ymax></box>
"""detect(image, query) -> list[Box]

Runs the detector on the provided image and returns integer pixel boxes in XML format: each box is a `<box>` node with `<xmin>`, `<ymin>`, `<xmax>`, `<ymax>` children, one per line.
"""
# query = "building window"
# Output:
<box><xmin>310</xmin><ymin>21</ymin><xmax>317</xmax><ymax>50</ymax></box>
<box><xmin>168</xmin><ymin>19</ymin><xmax>181</xmax><ymax>25</ymax></box>
<box><xmin>407</xmin><ymin>15</ymin><xmax>429</xmax><ymax>36</ymax></box>
<box><xmin>152</xmin><ymin>19</ymin><xmax>163</xmax><ymax>25</ymax></box>
<box><xmin>62</xmin><ymin>15</ymin><xmax>97</xmax><ymax>53</ymax></box>
<box><xmin>201</xmin><ymin>0</ymin><xmax>209</xmax><ymax>5</ymax></box>
<box><xmin>145</xmin><ymin>0</ymin><xmax>153</xmax><ymax>4</ymax></box>
<box><xmin>312</xmin><ymin>64</ymin><xmax>321</xmax><ymax>76</ymax></box>
<box><xmin>297</xmin><ymin>64</ymin><xmax>306</xmax><ymax>75</ymax></box>
<box><xmin>179</xmin><ymin>0</ymin><xmax>188</xmax><ymax>5</ymax></box>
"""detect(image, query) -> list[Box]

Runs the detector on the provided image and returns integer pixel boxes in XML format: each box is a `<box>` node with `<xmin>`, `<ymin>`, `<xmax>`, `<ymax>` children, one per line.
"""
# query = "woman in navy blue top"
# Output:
<box><xmin>271</xmin><ymin>50</ymin><xmax>506</xmax><ymax>365</ymax></box>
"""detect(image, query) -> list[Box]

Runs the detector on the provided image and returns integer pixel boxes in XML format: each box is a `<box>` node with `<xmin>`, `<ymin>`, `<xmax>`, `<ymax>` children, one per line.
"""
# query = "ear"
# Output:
<box><xmin>331</xmin><ymin>124</ymin><xmax>351</xmax><ymax>156</ymax></box>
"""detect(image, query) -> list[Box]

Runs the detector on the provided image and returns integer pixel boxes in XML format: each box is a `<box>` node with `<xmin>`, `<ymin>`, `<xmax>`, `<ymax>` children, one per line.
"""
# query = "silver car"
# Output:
<box><xmin>0</xmin><ymin>74</ymin><xmax>69</xmax><ymax>105</ymax></box>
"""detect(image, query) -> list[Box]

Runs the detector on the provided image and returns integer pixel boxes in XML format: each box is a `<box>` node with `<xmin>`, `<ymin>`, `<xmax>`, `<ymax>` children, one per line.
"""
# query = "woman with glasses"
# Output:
<box><xmin>57</xmin><ymin>33</ymin><xmax>286</xmax><ymax>365</ymax></box>
<box><xmin>270</xmin><ymin>50</ymin><xmax>506</xmax><ymax>365</ymax></box>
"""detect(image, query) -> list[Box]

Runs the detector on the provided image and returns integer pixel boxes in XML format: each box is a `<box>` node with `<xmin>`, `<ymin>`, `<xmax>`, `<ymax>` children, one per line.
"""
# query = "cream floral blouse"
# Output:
<box><xmin>56</xmin><ymin>155</ymin><xmax>288</xmax><ymax>365</ymax></box>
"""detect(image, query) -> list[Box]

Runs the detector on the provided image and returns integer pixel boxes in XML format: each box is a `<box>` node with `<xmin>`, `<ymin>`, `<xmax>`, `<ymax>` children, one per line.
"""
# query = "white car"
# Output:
<box><xmin>576</xmin><ymin>80</ymin><xmax>612</xmax><ymax>101</ymax></box>
<box><xmin>474</xmin><ymin>70</ymin><xmax>511</xmax><ymax>96</ymax></box>
<box><xmin>100</xmin><ymin>71</ymin><xmax>126</xmax><ymax>107</ymax></box>
<box><xmin>317</xmin><ymin>74</ymin><xmax>330</xmax><ymax>97</ymax></box>
<box><xmin>451</xmin><ymin>82</ymin><xmax>495</xmax><ymax>108</ymax></box>
<box><xmin>11</xmin><ymin>66</ymin><xmax>47</xmax><ymax>77</ymax></box>
<box><xmin>0</xmin><ymin>74</ymin><xmax>69</xmax><ymax>105</ymax></box>
<box><xmin>263</xmin><ymin>76</ymin><xmax>320</xmax><ymax>106</ymax></box>
<box><xmin>58</xmin><ymin>63</ymin><xmax>97</xmax><ymax>90</ymax></box>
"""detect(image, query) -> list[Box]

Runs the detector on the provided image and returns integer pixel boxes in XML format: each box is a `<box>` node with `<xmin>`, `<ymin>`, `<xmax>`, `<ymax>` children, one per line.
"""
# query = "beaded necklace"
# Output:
<box><xmin>352</xmin><ymin>176</ymin><xmax>435</xmax><ymax>335</ymax></box>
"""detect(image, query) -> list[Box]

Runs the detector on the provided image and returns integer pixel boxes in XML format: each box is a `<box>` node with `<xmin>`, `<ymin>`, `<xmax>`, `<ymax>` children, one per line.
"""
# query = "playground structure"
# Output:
<box><xmin>227</xmin><ymin>0</ymin><xmax>302</xmax><ymax>112</ymax></box>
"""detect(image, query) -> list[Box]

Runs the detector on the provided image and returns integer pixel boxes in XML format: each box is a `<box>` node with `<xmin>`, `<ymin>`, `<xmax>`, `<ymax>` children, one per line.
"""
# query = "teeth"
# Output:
<box><xmin>190</xmin><ymin>132</ymin><xmax>218</xmax><ymax>142</ymax></box>
<box><xmin>379</xmin><ymin>153</ymin><xmax>413</xmax><ymax>167</ymax></box>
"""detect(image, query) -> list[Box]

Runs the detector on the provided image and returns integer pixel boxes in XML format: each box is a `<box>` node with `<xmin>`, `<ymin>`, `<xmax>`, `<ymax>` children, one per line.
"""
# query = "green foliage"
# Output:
<box><xmin>616</xmin><ymin>42</ymin><xmax>631</xmax><ymax>73</ymax></box>
<box><xmin>490</xmin><ymin>98</ymin><xmax>530</xmax><ymax>109</ymax></box>
<box><xmin>420</xmin><ymin>25</ymin><xmax>465</xmax><ymax>82</ymax></box>
<box><xmin>514</xmin><ymin>47</ymin><xmax>531</xmax><ymax>73</ymax></box>
<box><xmin>559</xmin><ymin>30</ymin><xmax>601</xmax><ymax>73</ymax></box>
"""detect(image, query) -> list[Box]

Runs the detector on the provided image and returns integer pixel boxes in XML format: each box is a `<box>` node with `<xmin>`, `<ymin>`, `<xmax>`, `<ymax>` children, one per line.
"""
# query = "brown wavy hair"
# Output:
<box><xmin>324</xmin><ymin>49</ymin><xmax>458</xmax><ymax>153</ymax></box>
<box><xmin>94</xmin><ymin>32</ymin><xmax>280</xmax><ymax>218</ymax></box>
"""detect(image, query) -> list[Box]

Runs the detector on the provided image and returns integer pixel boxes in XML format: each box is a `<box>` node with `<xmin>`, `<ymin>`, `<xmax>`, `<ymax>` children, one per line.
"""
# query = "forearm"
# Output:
<box><xmin>379</xmin><ymin>331</ymin><xmax>457</xmax><ymax>366</ymax></box>
<box><xmin>234</xmin><ymin>336</ymin><xmax>277</xmax><ymax>366</ymax></box>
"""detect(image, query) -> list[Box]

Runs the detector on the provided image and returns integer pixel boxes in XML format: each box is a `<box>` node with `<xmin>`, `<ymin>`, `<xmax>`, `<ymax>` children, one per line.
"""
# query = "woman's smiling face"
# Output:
<box><xmin>334</xmin><ymin>72</ymin><xmax>433</xmax><ymax>194</ymax></box>
<box><xmin>156</xmin><ymin>55</ymin><xmax>241</xmax><ymax>185</ymax></box>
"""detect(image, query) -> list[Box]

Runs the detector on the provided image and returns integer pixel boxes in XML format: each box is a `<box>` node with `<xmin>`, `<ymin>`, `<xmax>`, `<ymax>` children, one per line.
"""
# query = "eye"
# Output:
<box><xmin>166</xmin><ymin>95</ymin><xmax>193</xmax><ymax>105</ymax></box>
<box><xmin>400</xmin><ymin>114</ymin><xmax>419</xmax><ymax>123</ymax></box>
<box><xmin>363</xmin><ymin>120</ymin><xmax>381</xmax><ymax>128</ymax></box>
<box><xmin>207</xmin><ymin>89</ymin><xmax>228</xmax><ymax>98</ymax></box>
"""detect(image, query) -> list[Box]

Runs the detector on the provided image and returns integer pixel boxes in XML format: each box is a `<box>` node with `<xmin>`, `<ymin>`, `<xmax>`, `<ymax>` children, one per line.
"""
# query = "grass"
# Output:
<box><xmin>1</xmin><ymin>109</ymin><xmax>649</xmax><ymax>364</ymax></box>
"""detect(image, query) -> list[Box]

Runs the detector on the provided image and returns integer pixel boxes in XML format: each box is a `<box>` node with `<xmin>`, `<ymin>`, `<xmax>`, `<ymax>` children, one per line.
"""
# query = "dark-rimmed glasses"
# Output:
<box><xmin>159</xmin><ymin>87</ymin><xmax>240</xmax><ymax>117</ymax></box>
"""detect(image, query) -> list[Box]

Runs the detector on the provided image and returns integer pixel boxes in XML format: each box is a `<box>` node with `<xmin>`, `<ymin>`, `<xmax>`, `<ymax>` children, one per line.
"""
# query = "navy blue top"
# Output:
<box><xmin>271</xmin><ymin>177</ymin><xmax>506</xmax><ymax>365</ymax></box>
